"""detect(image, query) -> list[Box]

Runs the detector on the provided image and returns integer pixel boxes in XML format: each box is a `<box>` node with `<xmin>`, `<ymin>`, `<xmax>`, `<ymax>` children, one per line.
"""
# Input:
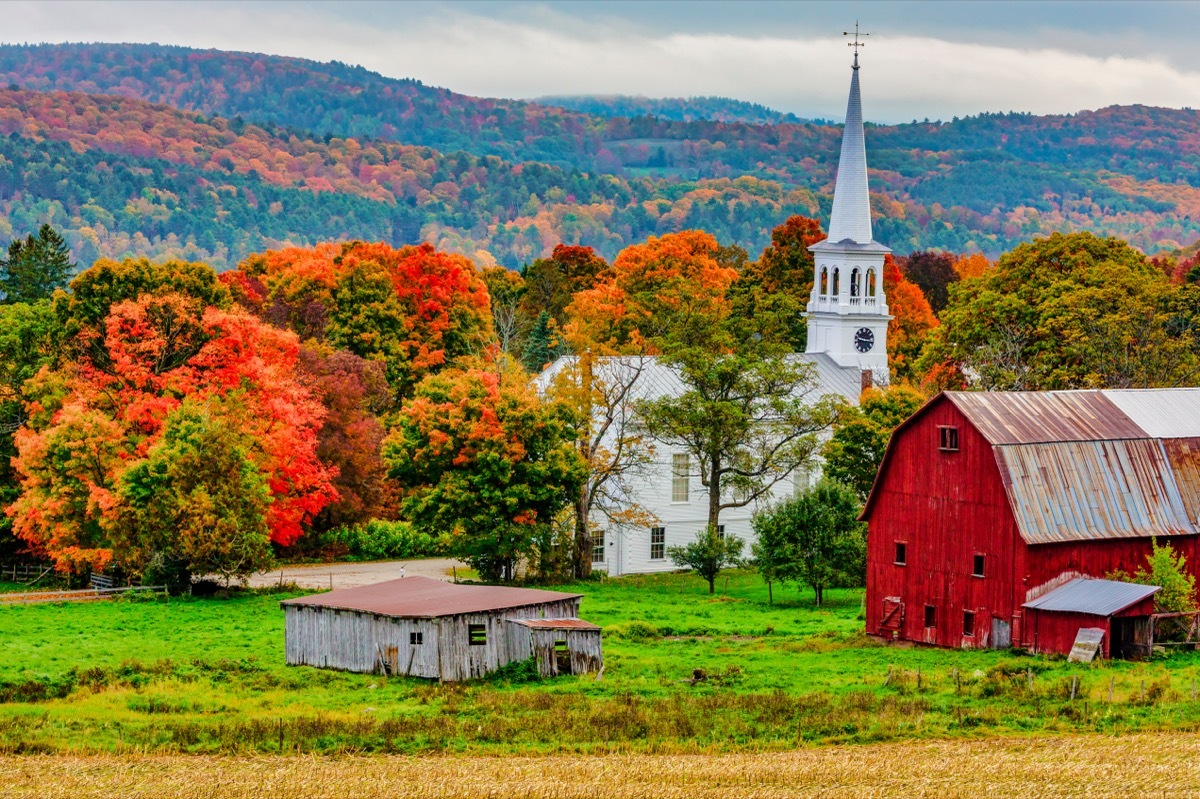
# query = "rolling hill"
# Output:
<box><xmin>0</xmin><ymin>42</ymin><xmax>1198</xmax><ymax>267</ymax></box>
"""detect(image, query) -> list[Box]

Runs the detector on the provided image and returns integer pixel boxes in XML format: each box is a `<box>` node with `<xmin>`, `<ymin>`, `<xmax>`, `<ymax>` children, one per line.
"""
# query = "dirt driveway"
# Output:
<box><xmin>246</xmin><ymin>558</ymin><xmax>466</xmax><ymax>590</ymax></box>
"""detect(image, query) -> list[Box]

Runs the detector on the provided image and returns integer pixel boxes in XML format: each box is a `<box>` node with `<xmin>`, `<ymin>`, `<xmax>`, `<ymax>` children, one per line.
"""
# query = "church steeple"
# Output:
<box><xmin>825</xmin><ymin>62</ymin><xmax>873</xmax><ymax>245</ymax></box>
<box><xmin>805</xmin><ymin>33</ymin><xmax>892</xmax><ymax>382</ymax></box>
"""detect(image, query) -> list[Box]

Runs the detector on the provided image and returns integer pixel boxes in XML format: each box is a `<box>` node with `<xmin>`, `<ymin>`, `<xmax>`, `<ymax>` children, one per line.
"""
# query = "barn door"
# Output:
<box><xmin>990</xmin><ymin>617</ymin><xmax>1012</xmax><ymax>649</ymax></box>
<box><xmin>879</xmin><ymin>597</ymin><xmax>905</xmax><ymax>634</ymax></box>
<box><xmin>554</xmin><ymin>639</ymin><xmax>571</xmax><ymax>675</ymax></box>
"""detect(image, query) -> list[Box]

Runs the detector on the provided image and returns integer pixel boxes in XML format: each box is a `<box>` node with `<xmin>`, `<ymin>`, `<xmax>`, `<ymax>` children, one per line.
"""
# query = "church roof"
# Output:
<box><xmin>825</xmin><ymin>63</ymin><xmax>874</xmax><ymax>246</ymax></box>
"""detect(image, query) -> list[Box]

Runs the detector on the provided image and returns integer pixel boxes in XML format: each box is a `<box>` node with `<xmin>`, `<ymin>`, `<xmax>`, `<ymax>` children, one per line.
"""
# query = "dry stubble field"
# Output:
<box><xmin>3</xmin><ymin>733</ymin><xmax>1200</xmax><ymax>799</ymax></box>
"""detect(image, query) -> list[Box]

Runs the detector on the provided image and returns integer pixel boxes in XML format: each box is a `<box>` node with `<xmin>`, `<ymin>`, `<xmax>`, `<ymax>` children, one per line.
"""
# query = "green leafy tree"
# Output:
<box><xmin>900</xmin><ymin>250</ymin><xmax>958</xmax><ymax>316</ymax></box>
<box><xmin>919</xmin><ymin>232</ymin><xmax>1200</xmax><ymax>390</ymax></box>
<box><xmin>823</xmin><ymin>385</ymin><xmax>926</xmax><ymax>501</ymax></box>
<box><xmin>1132</xmin><ymin>539</ymin><xmax>1198</xmax><ymax>614</ymax></box>
<box><xmin>0</xmin><ymin>224</ymin><xmax>75</xmax><ymax>304</ymax></box>
<box><xmin>667</xmin><ymin>525</ymin><xmax>744</xmax><ymax>594</ymax></box>
<box><xmin>114</xmin><ymin>396</ymin><xmax>274</xmax><ymax>590</ymax></box>
<box><xmin>382</xmin><ymin>354</ymin><xmax>585</xmax><ymax>582</ymax></box>
<box><xmin>751</xmin><ymin>479</ymin><xmax>866</xmax><ymax>606</ymax></box>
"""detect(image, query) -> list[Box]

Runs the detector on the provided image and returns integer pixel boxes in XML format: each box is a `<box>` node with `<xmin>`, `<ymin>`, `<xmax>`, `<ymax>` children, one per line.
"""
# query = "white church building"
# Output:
<box><xmin>542</xmin><ymin>52</ymin><xmax>891</xmax><ymax>577</ymax></box>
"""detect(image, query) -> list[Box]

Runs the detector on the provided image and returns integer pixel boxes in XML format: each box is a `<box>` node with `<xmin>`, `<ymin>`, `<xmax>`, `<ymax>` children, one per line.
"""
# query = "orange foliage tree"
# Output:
<box><xmin>883</xmin><ymin>255</ymin><xmax>939</xmax><ymax>384</ymax></box>
<box><xmin>8</xmin><ymin>290</ymin><xmax>337</xmax><ymax>578</ymax></box>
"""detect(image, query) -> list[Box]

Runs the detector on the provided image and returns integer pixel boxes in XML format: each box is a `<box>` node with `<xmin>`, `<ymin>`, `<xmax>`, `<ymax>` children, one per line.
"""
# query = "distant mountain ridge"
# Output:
<box><xmin>533</xmin><ymin>94</ymin><xmax>816</xmax><ymax>126</ymax></box>
<box><xmin>0</xmin><ymin>41</ymin><xmax>1199</xmax><ymax>264</ymax></box>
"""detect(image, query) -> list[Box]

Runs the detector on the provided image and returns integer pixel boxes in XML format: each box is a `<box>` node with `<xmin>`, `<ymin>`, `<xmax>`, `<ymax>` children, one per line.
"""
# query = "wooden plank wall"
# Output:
<box><xmin>285</xmin><ymin>597</ymin><xmax>588</xmax><ymax>681</ymax></box>
<box><xmin>526</xmin><ymin>628</ymin><xmax>603</xmax><ymax>677</ymax></box>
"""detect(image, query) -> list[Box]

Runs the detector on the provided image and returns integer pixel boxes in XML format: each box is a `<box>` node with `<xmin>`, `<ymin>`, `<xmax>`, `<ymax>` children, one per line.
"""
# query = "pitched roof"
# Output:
<box><xmin>1022</xmin><ymin>577</ymin><xmax>1160</xmax><ymax>616</ymax></box>
<box><xmin>280</xmin><ymin>576</ymin><xmax>581</xmax><ymax>618</ymax></box>
<box><xmin>825</xmin><ymin>62</ymin><xmax>874</xmax><ymax>246</ymax></box>
<box><xmin>862</xmin><ymin>388</ymin><xmax>1200</xmax><ymax>544</ymax></box>
<box><xmin>507</xmin><ymin>618</ymin><xmax>601</xmax><ymax>630</ymax></box>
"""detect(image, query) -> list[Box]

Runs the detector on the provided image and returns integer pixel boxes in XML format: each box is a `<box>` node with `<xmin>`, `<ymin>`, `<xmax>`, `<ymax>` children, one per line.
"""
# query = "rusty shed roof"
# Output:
<box><xmin>508</xmin><ymin>618</ymin><xmax>601</xmax><ymax>630</ymax></box>
<box><xmin>996</xmin><ymin>439</ymin><xmax>1199</xmax><ymax>545</ymax></box>
<box><xmin>280</xmin><ymin>576</ymin><xmax>582</xmax><ymax>618</ymax></box>
<box><xmin>1022</xmin><ymin>577</ymin><xmax>1160</xmax><ymax>616</ymax></box>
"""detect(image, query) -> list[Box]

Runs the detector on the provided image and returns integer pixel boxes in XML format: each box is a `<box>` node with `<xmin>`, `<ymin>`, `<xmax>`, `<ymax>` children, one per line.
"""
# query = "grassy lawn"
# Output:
<box><xmin>2</xmin><ymin>570</ymin><xmax>1200</xmax><ymax>754</ymax></box>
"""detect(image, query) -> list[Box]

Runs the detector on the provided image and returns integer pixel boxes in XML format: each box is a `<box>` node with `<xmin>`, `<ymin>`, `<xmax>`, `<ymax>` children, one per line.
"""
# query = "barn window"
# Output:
<box><xmin>894</xmin><ymin>542</ymin><xmax>907</xmax><ymax>565</ymax></box>
<box><xmin>963</xmin><ymin>611</ymin><xmax>976</xmax><ymax>637</ymax></box>
<box><xmin>410</xmin><ymin>631</ymin><xmax>423</xmax><ymax>646</ymax></box>
<box><xmin>972</xmin><ymin>554</ymin><xmax>985</xmax><ymax>577</ymax></box>
<box><xmin>468</xmin><ymin>624</ymin><xmax>487</xmax><ymax>646</ymax></box>
<box><xmin>592</xmin><ymin>533</ymin><xmax>605</xmax><ymax>563</ymax></box>
<box><xmin>938</xmin><ymin>426</ymin><xmax>959</xmax><ymax>451</ymax></box>
<box><xmin>672</xmin><ymin>454</ymin><xmax>690</xmax><ymax>502</ymax></box>
<box><xmin>650</xmin><ymin>526</ymin><xmax>666</xmax><ymax>560</ymax></box>
<box><xmin>924</xmin><ymin>605</ymin><xmax>937</xmax><ymax>628</ymax></box>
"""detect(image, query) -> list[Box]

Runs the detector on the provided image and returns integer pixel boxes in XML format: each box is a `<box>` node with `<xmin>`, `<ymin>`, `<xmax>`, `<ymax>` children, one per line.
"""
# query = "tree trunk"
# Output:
<box><xmin>708</xmin><ymin>575</ymin><xmax>716</xmax><ymax>594</ymax></box>
<box><xmin>573</xmin><ymin>492</ymin><xmax>593</xmax><ymax>579</ymax></box>
<box><xmin>707</xmin><ymin>453</ymin><xmax>722</xmax><ymax>534</ymax></box>
<box><xmin>767</xmin><ymin>579</ymin><xmax>773</xmax><ymax>605</ymax></box>
<box><xmin>573</xmin><ymin>350</ymin><xmax>595</xmax><ymax>579</ymax></box>
<box><xmin>814</xmin><ymin>585</ymin><xmax>823</xmax><ymax>607</ymax></box>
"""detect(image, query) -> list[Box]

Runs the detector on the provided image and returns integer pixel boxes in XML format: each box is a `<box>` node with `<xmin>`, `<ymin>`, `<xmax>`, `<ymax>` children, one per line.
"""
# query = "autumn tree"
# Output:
<box><xmin>750</xmin><ymin>479</ymin><xmax>866</xmax><ymax>606</ymax></box>
<box><xmin>882</xmin><ymin>255</ymin><xmax>938</xmax><ymax>383</ymax></box>
<box><xmin>8</xmin><ymin>280</ymin><xmax>338</xmax><ymax>577</ymax></box>
<box><xmin>734</xmin><ymin>215</ymin><xmax>825</xmax><ymax>351</ymax></box>
<box><xmin>480</xmin><ymin>265</ymin><xmax>526</xmax><ymax>356</ymax></box>
<box><xmin>383</xmin><ymin>354</ymin><xmax>585</xmax><ymax>582</ymax></box>
<box><xmin>919</xmin><ymin>232</ymin><xmax>1200</xmax><ymax>390</ymax></box>
<box><xmin>900</xmin><ymin>250</ymin><xmax>958</xmax><ymax>315</ymax></box>
<box><xmin>823</xmin><ymin>384</ymin><xmax>926</xmax><ymax>501</ymax></box>
<box><xmin>543</xmin><ymin>352</ymin><xmax>657</xmax><ymax>578</ymax></box>
<box><xmin>520</xmin><ymin>244</ymin><xmax>610</xmax><ymax>330</ymax></box>
<box><xmin>0</xmin><ymin>224</ymin><xmax>75</xmax><ymax>304</ymax></box>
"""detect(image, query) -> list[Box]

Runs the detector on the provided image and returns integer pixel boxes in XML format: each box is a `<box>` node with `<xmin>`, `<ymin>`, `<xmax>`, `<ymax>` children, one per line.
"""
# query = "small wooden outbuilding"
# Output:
<box><xmin>281</xmin><ymin>576</ymin><xmax>602</xmax><ymax>681</ymax></box>
<box><xmin>1022</xmin><ymin>577</ymin><xmax>1159</xmax><ymax>659</ymax></box>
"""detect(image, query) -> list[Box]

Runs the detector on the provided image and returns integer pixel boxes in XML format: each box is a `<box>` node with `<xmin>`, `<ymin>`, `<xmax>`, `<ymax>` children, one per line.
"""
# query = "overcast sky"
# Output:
<box><xmin>5</xmin><ymin>0</ymin><xmax>1200</xmax><ymax>123</ymax></box>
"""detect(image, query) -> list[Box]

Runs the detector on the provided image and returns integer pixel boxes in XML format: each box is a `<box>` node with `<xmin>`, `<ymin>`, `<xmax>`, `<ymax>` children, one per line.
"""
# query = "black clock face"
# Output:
<box><xmin>854</xmin><ymin>328</ymin><xmax>875</xmax><ymax>353</ymax></box>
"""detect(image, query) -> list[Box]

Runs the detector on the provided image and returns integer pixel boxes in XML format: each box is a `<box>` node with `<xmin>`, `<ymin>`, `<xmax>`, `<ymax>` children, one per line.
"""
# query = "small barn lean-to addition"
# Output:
<box><xmin>863</xmin><ymin>388</ymin><xmax>1200</xmax><ymax>659</ymax></box>
<box><xmin>281</xmin><ymin>576</ymin><xmax>602</xmax><ymax>681</ymax></box>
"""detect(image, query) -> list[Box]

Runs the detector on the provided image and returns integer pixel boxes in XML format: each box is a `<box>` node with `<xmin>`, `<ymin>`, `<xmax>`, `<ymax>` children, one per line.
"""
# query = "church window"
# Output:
<box><xmin>850</xmin><ymin>268</ymin><xmax>860</xmax><ymax>297</ymax></box>
<box><xmin>650</xmin><ymin>527</ymin><xmax>666</xmax><ymax>560</ymax></box>
<box><xmin>832</xmin><ymin>268</ymin><xmax>840</xmax><ymax>296</ymax></box>
<box><xmin>820</xmin><ymin>267</ymin><xmax>828</xmax><ymax>295</ymax></box>
<box><xmin>592</xmin><ymin>533</ymin><xmax>605</xmax><ymax>564</ymax></box>
<box><xmin>866</xmin><ymin>269</ymin><xmax>876</xmax><ymax>297</ymax></box>
<box><xmin>671</xmin><ymin>454</ymin><xmax>690</xmax><ymax>502</ymax></box>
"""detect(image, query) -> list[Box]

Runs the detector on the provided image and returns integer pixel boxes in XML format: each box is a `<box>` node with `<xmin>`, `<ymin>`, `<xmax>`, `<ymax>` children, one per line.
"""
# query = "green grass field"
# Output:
<box><xmin>2</xmin><ymin>570</ymin><xmax>1200</xmax><ymax>754</ymax></box>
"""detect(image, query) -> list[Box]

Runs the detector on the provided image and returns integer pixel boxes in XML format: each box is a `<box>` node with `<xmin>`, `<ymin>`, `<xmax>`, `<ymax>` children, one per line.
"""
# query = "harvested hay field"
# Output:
<box><xmin>3</xmin><ymin>733</ymin><xmax>1200</xmax><ymax>799</ymax></box>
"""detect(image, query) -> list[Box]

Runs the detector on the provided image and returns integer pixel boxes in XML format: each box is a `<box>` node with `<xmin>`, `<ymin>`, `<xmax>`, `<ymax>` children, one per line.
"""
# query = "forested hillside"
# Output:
<box><xmin>532</xmin><ymin>95</ymin><xmax>812</xmax><ymax>125</ymax></box>
<box><xmin>1</xmin><ymin>42</ymin><xmax>1199</xmax><ymax>265</ymax></box>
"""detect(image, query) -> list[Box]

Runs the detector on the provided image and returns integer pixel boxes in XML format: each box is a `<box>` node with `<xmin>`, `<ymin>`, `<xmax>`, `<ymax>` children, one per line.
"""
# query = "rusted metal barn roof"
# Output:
<box><xmin>1022</xmin><ymin>577</ymin><xmax>1160</xmax><ymax>616</ymax></box>
<box><xmin>996</xmin><ymin>439</ymin><xmax>1198</xmax><ymax>544</ymax></box>
<box><xmin>508</xmin><ymin>618</ymin><xmax>602</xmax><ymax>630</ymax></box>
<box><xmin>945</xmin><ymin>391</ymin><xmax>1145</xmax><ymax>445</ymax></box>
<box><xmin>280</xmin><ymin>576</ymin><xmax>582</xmax><ymax>618</ymax></box>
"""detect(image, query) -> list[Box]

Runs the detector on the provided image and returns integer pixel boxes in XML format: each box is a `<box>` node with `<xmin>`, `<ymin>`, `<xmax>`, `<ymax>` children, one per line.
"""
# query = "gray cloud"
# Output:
<box><xmin>3</xmin><ymin>0</ymin><xmax>1198</xmax><ymax>122</ymax></box>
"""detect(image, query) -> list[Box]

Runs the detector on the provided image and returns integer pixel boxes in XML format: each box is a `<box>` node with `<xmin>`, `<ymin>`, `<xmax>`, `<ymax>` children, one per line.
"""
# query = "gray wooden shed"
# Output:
<box><xmin>280</xmin><ymin>576</ymin><xmax>602</xmax><ymax>681</ymax></box>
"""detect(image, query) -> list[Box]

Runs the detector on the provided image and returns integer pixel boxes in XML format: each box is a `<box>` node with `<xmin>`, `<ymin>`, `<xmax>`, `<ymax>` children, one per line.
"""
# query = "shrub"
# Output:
<box><xmin>318</xmin><ymin>520</ymin><xmax>445</xmax><ymax>561</ymax></box>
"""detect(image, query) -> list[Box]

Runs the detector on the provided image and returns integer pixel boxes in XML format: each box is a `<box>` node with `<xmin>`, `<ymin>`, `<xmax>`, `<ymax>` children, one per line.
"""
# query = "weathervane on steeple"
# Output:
<box><xmin>844</xmin><ymin>22</ymin><xmax>869</xmax><ymax>69</ymax></box>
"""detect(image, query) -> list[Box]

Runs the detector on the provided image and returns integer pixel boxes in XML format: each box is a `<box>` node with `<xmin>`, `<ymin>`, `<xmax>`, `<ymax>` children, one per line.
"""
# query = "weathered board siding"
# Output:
<box><xmin>284</xmin><ymin>597</ymin><xmax>585</xmax><ymax>681</ymax></box>
<box><xmin>526</xmin><ymin>628</ymin><xmax>603</xmax><ymax>677</ymax></box>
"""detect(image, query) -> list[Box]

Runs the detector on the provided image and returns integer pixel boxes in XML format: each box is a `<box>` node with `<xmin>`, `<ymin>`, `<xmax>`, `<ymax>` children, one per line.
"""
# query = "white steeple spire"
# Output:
<box><xmin>826</xmin><ymin>62</ymin><xmax>873</xmax><ymax>244</ymax></box>
<box><xmin>805</xmin><ymin>33</ymin><xmax>892</xmax><ymax>383</ymax></box>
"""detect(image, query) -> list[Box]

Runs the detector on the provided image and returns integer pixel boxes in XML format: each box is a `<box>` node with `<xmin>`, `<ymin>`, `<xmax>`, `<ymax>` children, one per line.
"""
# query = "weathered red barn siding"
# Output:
<box><xmin>865</xmin><ymin>397</ymin><xmax>1021</xmax><ymax>649</ymax></box>
<box><xmin>1018</xmin><ymin>536</ymin><xmax>1200</xmax><ymax>604</ymax></box>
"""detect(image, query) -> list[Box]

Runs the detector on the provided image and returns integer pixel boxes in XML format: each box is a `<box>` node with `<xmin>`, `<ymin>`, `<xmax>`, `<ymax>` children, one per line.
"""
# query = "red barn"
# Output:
<box><xmin>862</xmin><ymin>389</ymin><xmax>1200</xmax><ymax>657</ymax></box>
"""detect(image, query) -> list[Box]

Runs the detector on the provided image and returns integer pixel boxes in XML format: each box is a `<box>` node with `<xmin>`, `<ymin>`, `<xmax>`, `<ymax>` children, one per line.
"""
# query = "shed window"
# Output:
<box><xmin>650</xmin><ymin>526</ymin><xmax>666</xmax><ymax>560</ymax></box>
<box><xmin>924</xmin><ymin>605</ymin><xmax>937</xmax><ymax>628</ymax></box>
<box><xmin>672</xmin><ymin>454</ymin><xmax>690</xmax><ymax>502</ymax></box>
<box><xmin>972</xmin><ymin>554</ymin><xmax>985</xmax><ymax>577</ymax></box>
<box><xmin>468</xmin><ymin>624</ymin><xmax>487</xmax><ymax>646</ymax></box>
<box><xmin>938</xmin><ymin>426</ymin><xmax>960</xmax><ymax>452</ymax></box>
<box><xmin>894</xmin><ymin>542</ymin><xmax>907</xmax><ymax>566</ymax></box>
<box><xmin>963</xmin><ymin>611</ymin><xmax>976</xmax><ymax>637</ymax></box>
<box><xmin>410</xmin><ymin>631</ymin><xmax>423</xmax><ymax>646</ymax></box>
<box><xmin>592</xmin><ymin>533</ymin><xmax>605</xmax><ymax>563</ymax></box>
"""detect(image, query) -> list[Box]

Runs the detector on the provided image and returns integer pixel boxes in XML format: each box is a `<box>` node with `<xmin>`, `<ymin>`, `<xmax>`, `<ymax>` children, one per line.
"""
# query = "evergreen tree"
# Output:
<box><xmin>0</xmin><ymin>225</ymin><xmax>75</xmax><ymax>304</ymax></box>
<box><xmin>523</xmin><ymin>310</ymin><xmax>558</xmax><ymax>372</ymax></box>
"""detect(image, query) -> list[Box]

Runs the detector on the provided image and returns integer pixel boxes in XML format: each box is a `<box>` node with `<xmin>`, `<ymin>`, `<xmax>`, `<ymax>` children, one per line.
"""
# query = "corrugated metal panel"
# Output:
<box><xmin>508</xmin><ymin>618</ymin><xmax>602</xmax><ymax>630</ymax></box>
<box><xmin>1103</xmin><ymin>389</ymin><xmax>1200</xmax><ymax>439</ymax></box>
<box><xmin>280</xmin><ymin>576</ymin><xmax>582</xmax><ymax>618</ymax></box>
<box><xmin>1023</xmin><ymin>577</ymin><xmax>1159</xmax><ymax>616</ymax></box>
<box><xmin>996</xmin><ymin>439</ymin><xmax>1198</xmax><ymax>545</ymax></box>
<box><xmin>1163</xmin><ymin>438</ymin><xmax>1200</xmax><ymax>526</ymax></box>
<box><xmin>946</xmin><ymin>391</ymin><xmax>1144</xmax><ymax>445</ymax></box>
